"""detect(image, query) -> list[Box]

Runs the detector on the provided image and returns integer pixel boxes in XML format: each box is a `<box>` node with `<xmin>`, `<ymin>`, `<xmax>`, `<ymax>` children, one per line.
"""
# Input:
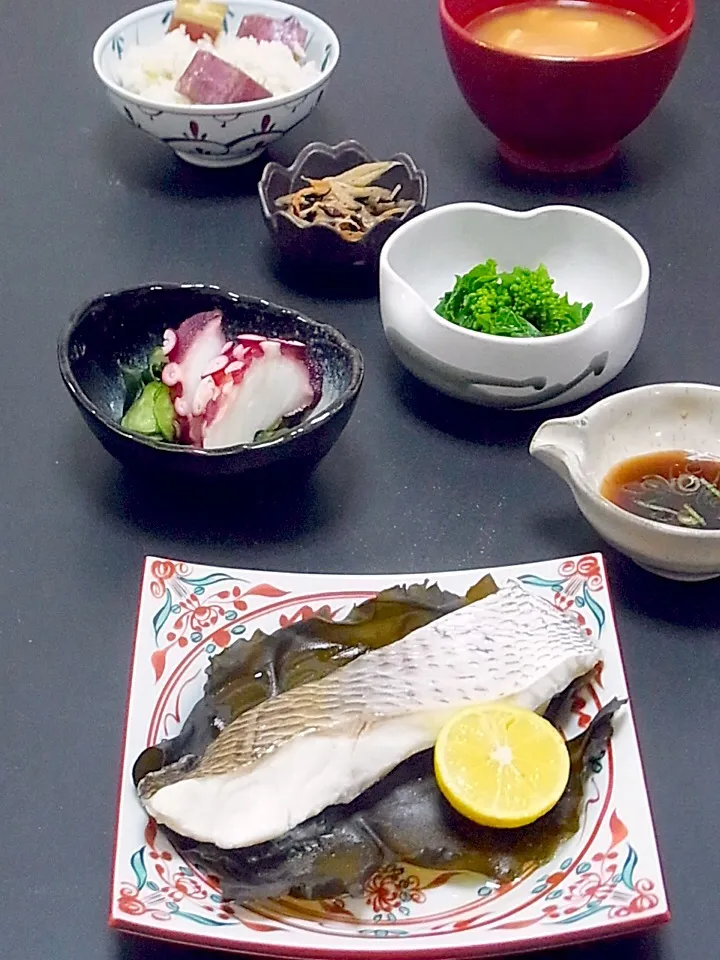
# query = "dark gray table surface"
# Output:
<box><xmin>1</xmin><ymin>0</ymin><xmax>718</xmax><ymax>958</ymax></box>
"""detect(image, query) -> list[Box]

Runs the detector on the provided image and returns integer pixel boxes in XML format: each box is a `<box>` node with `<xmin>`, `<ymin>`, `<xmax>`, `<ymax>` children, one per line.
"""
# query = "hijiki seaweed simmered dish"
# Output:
<box><xmin>116</xmin><ymin>1</ymin><xmax>320</xmax><ymax>105</ymax></box>
<box><xmin>275</xmin><ymin>162</ymin><xmax>416</xmax><ymax>241</ymax></box>
<box><xmin>120</xmin><ymin>310</ymin><xmax>321</xmax><ymax>448</ymax></box>
<box><xmin>133</xmin><ymin>577</ymin><xmax>622</xmax><ymax>902</ymax></box>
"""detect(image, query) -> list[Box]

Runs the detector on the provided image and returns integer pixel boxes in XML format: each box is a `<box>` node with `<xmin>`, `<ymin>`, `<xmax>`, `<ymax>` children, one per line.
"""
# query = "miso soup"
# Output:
<box><xmin>601</xmin><ymin>451</ymin><xmax>720</xmax><ymax>530</ymax></box>
<box><xmin>468</xmin><ymin>1</ymin><xmax>664</xmax><ymax>59</ymax></box>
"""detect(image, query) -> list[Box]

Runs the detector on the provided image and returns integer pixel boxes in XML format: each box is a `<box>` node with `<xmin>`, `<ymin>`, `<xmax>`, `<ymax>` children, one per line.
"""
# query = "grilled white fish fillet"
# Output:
<box><xmin>139</xmin><ymin>581</ymin><xmax>601</xmax><ymax>849</ymax></box>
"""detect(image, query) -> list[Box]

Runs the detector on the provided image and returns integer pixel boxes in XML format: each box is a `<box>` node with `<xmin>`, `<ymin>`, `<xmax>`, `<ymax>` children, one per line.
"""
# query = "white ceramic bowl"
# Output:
<box><xmin>530</xmin><ymin>383</ymin><xmax>720</xmax><ymax>581</ymax></box>
<box><xmin>379</xmin><ymin>203</ymin><xmax>649</xmax><ymax>409</ymax></box>
<box><xmin>93</xmin><ymin>0</ymin><xmax>340</xmax><ymax>168</ymax></box>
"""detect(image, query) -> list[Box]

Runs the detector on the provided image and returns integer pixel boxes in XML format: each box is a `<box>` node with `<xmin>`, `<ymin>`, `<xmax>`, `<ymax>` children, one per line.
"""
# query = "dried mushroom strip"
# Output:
<box><xmin>275</xmin><ymin>161</ymin><xmax>415</xmax><ymax>241</ymax></box>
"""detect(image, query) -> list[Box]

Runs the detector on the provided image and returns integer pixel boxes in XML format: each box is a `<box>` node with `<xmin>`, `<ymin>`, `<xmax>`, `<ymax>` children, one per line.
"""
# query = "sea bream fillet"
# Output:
<box><xmin>138</xmin><ymin>581</ymin><xmax>601</xmax><ymax>849</ymax></box>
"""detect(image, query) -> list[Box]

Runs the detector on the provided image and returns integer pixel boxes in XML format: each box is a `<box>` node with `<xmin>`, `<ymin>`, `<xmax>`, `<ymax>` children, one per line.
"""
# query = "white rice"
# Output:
<box><xmin>115</xmin><ymin>26</ymin><xmax>320</xmax><ymax>104</ymax></box>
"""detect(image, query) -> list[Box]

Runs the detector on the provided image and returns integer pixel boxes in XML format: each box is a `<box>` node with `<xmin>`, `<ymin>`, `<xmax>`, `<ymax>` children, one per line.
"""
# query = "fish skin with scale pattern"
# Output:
<box><xmin>139</xmin><ymin>582</ymin><xmax>601</xmax><ymax>850</ymax></box>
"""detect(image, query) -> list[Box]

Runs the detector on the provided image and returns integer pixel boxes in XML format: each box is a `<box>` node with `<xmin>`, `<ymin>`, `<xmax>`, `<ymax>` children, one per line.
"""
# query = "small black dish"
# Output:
<box><xmin>258</xmin><ymin>139</ymin><xmax>428</xmax><ymax>271</ymax></box>
<box><xmin>58</xmin><ymin>284</ymin><xmax>364</xmax><ymax>478</ymax></box>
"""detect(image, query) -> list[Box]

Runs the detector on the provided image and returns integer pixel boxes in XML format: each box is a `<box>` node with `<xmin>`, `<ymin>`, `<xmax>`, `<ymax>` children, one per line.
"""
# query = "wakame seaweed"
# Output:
<box><xmin>167</xmin><ymin>695</ymin><xmax>623</xmax><ymax>902</ymax></box>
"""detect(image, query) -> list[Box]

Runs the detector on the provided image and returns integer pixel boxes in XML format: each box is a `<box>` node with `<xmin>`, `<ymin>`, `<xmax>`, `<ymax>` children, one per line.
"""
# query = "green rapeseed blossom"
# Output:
<box><xmin>436</xmin><ymin>259</ymin><xmax>592</xmax><ymax>337</ymax></box>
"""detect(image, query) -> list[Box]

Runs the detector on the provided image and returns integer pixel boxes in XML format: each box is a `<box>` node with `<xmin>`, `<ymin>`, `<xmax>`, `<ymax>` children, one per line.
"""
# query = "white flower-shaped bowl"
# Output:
<box><xmin>93</xmin><ymin>0</ymin><xmax>340</xmax><ymax>168</ymax></box>
<box><xmin>379</xmin><ymin>203</ymin><xmax>649</xmax><ymax>409</ymax></box>
<box><xmin>530</xmin><ymin>383</ymin><xmax>720</xmax><ymax>581</ymax></box>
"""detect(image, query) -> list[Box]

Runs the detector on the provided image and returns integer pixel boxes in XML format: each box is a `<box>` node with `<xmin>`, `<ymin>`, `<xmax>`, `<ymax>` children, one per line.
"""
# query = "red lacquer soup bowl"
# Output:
<box><xmin>439</xmin><ymin>0</ymin><xmax>694</xmax><ymax>173</ymax></box>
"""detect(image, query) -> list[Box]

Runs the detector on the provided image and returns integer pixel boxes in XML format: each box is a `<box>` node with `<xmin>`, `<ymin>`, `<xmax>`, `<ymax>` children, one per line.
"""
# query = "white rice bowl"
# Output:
<box><xmin>116</xmin><ymin>26</ymin><xmax>320</xmax><ymax>104</ymax></box>
<box><xmin>93</xmin><ymin>1</ymin><xmax>340</xmax><ymax>168</ymax></box>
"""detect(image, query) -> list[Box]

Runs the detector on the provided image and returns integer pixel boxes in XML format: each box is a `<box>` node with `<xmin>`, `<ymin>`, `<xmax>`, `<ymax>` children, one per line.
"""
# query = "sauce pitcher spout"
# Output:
<box><xmin>529</xmin><ymin>416</ymin><xmax>587</xmax><ymax>487</ymax></box>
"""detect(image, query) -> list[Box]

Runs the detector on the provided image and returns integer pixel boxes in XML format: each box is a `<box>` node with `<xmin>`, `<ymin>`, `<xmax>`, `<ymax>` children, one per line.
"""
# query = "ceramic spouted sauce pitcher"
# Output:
<box><xmin>530</xmin><ymin>383</ymin><xmax>720</xmax><ymax>581</ymax></box>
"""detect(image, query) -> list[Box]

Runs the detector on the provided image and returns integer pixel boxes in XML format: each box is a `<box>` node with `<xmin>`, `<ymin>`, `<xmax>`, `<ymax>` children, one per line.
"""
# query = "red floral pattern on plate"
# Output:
<box><xmin>496</xmin><ymin>812</ymin><xmax>658</xmax><ymax>931</ymax></box>
<box><xmin>365</xmin><ymin>865</ymin><xmax>427</xmax><ymax>919</ymax></box>
<box><xmin>147</xmin><ymin>567</ymin><xmax>290</xmax><ymax>682</ymax></box>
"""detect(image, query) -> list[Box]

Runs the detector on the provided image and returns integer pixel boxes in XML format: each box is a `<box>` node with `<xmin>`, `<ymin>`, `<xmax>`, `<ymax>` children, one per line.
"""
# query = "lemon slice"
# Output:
<box><xmin>434</xmin><ymin>704</ymin><xmax>570</xmax><ymax>829</ymax></box>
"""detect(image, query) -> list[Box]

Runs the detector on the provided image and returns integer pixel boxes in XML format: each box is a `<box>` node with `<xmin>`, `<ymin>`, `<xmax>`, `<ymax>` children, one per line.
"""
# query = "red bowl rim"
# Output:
<box><xmin>439</xmin><ymin>0</ymin><xmax>695</xmax><ymax>64</ymax></box>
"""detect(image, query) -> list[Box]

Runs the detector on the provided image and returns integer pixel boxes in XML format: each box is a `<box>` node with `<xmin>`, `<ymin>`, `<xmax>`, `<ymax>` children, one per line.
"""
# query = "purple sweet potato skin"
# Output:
<box><xmin>175</xmin><ymin>50</ymin><xmax>271</xmax><ymax>104</ymax></box>
<box><xmin>236</xmin><ymin>14</ymin><xmax>308</xmax><ymax>52</ymax></box>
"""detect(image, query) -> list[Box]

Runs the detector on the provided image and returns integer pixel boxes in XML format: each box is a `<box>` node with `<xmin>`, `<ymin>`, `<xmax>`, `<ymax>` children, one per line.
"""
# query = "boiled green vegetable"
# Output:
<box><xmin>436</xmin><ymin>259</ymin><xmax>593</xmax><ymax>337</ymax></box>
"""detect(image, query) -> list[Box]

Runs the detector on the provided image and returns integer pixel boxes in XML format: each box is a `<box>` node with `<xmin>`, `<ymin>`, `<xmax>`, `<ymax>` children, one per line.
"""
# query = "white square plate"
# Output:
<box><xmin>111</xmin><ymin>552</ymin><xmax>669</xmax><ymax>957</ymax></box>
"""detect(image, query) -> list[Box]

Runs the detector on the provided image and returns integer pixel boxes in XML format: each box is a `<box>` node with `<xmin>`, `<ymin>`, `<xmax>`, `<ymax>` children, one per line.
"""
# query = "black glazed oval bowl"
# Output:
<box><xmin>58</xmin><ymin>284</ymin><xmax>364</xmax><ymax>478</ymax></box>
<box><xmin>258</xmin><ymin>140</ymin><xmax>428</xmax><ymax>270</ymax></box>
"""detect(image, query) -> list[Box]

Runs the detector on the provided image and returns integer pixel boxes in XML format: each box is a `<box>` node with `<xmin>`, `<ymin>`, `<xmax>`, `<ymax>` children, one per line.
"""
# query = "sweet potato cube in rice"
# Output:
<box><xmin>236</xmin><ymin>14</ymin><xmax>309</xmax><ymax>53</ymax></box>
<box><xmin>168</xmin><ymin>0</ymin><xmax>228</xmax><ymax>42</ymax></box>
<box><xmin>175</xmin><ymin>51</ymin><xmax>272</xmax><ymax>104</ymax></box>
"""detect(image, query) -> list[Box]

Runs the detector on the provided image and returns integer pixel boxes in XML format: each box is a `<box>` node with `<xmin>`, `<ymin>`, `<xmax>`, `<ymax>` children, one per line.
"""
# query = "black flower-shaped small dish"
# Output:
<box><xmin>58</xmin><ymin>284</ymin><xmax>364</xmax><ymax>479</ymax></box>
<box><xmin>258</xmin><ymin>140</ymin><xmax>428</xmax><ymax>270</ymax></box>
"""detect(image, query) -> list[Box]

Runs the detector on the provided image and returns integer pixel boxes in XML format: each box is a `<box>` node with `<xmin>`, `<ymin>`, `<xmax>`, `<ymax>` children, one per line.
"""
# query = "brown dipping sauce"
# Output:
<box><xmin>601</xmin><ymin>451</ymin><xmax>720</xmax><ymax>530</ymax></box>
